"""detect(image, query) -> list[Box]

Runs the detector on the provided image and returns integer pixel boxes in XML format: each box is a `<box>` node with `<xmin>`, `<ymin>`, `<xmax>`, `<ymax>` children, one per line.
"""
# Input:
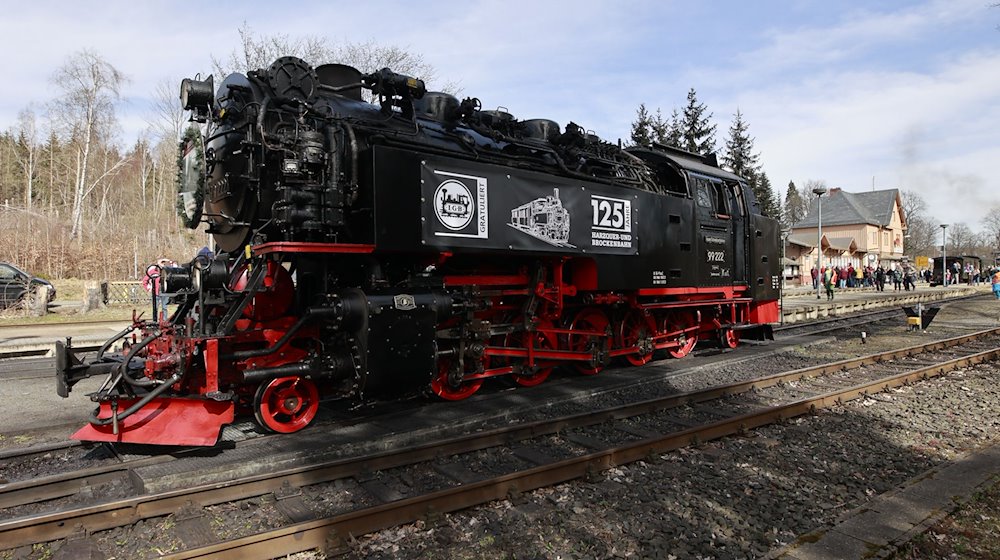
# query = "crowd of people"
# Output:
<box><xmin>807</xmin><ymin>261</ymin><xmax>1000</xmax><ymax>302</ymax></box>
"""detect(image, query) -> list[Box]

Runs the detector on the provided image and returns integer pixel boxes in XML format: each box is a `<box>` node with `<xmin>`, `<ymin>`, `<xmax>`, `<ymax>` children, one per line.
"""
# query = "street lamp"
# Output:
<box><xmin>781</xmin><ymin>229</ymin><xmax>791</xmax><ymax>323</ymax></box>
<box><xmin>940</xmin><ymin>224</ymin><xmax>948</xmax><ymax>286</ymax></box>
<box><xmin>813</xmin><ymin>186</ymin><xmax>828</xmax><ymax>299</ymax></box>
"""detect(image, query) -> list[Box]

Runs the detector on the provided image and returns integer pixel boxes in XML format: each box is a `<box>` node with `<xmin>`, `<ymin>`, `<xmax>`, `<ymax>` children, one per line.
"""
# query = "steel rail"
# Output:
<box><xmin>2</xmin><ymin>326</ymin><xmax>999</xmax><ymax>551</ymax></box>
<box><xmin>166</xmin><ymin>333</ymin><xmax>1000</xmax><ymax>560</ymax></box>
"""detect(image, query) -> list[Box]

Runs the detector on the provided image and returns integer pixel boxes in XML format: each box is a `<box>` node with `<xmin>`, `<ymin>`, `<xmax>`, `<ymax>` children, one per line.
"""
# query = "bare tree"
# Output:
<box><xmin>981</xmin><ymin>206</ymin><xmax>1000</xmax><ymax>252</ymax></box>
<box><xmin>947</xmin><ymin>222</ymin><xmax>975</xmax><ymax>255</ymax></box>
<box><xmin>211</xmin><ymin>22</ymin><xmax>334</xmax><ymax>78</ymax></box>
<box><xmin>12</xmin><ymin>107</ymin><xmax>40</xmax><ymax>212</ymax></box>
<box><xmin>211</xmin><ymin>23</ymin><xmax>458</xmax><ymax>95</ymax></box>
<box><xmin>148</xmin><ymin>79</ymin><xmax>187</xmax><ymax>146</ymax></box>
<box><xmin>801</xmin><ymin>179</ymin><xmax>828</xmax><ymax>207</ymax></box>
<box><xmin>899</xmin><ymin>190</ymin><xmax>936</xmax><ymax>257</ymax></box>
<box><xmin>50</xmin><ymin>49</ymin><xmax>128</xmax><ymax>239</ymax></box>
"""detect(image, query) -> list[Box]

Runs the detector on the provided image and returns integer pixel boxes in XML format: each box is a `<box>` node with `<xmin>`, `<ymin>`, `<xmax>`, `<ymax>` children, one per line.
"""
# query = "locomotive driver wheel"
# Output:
<box><xmin>508</xmin><ymin>318</ymin><xmax>557</xmax><ymax>387</ymax></box>
<box><xmin>430</xmin><ymin>356</ymin><xmax>484</xmax><ymax>401</ymax></box>
<box><xmin>663</xmin><ymin>311</ymin><xmax>698</xmax><ymax>359</ymax></box>
<box><xmin>568</xmin><ymin>308</ymin><xmax>611</xmax><ymax>375</ymax></box>
<box><xmin>619</xmin><ymin>311</ymin><xmax>655</xmax><ymax>367</ymax></box>
<box><xmin>720</xmin><ymin>328</ymin><xmax>740</xmax><ymax>349</ymax></box>
<box><xmin>254</xmin><ymin>376</ymin><xmax>320</xmax><ymax>433</ymax></box>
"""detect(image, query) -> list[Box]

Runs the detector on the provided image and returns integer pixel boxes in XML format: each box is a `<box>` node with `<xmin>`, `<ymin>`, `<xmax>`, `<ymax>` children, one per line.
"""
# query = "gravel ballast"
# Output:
<box><xmin>338</xmin><ymin>302</ymin><xmax>1000</xmax><ymax>559</ymax></box>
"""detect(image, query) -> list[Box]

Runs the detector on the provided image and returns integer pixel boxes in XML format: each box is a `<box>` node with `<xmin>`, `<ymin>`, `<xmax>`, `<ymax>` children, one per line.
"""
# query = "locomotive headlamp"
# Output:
<box><xmin>180</xmin><ymin>75</ymin><xmax>214</xmax><ymax>111</ymax></box>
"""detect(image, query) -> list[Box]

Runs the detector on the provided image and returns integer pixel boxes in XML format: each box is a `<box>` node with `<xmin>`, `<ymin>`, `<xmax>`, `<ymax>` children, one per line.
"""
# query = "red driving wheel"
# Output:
<box><xmin>663</xmin><ymin>311</ymin><xmax>698</xmax><ymax>359</ymax></box>
<box><xmin>619</xmin><ymin>310</ymin><xmax>655</xmax><ymax>367</ymax></box>
<box><xmin>508</xmin><ymin>319</ymin><xmax>557</xmax><ymax>387</ymax></box>
<box><xmin>254</xmin><ymin>376</ymin><xmax>320</xmax><ymax>433</ymax></box>
<box><xmin>721</xmin><ymin>328</ymin><xmax>740</xmax><ymax>349</ymax></box>
<box><xmin>430</xmin><ymin>356</ymin><xmax>484</xmax><ymax>401</ymax></box>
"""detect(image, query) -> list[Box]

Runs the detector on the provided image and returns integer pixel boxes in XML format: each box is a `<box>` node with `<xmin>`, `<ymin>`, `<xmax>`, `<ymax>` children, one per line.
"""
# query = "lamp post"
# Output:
<box><xmin>813</xmin><ymin>186</ymin><xmax>828</xmax><ymax>299</ymax></box>
<box><xmin>940</xmin><ymin>224</ymin><xmax>948</xmax><ymax>286</ymax></box>
<box><xmin>781</xmin><ymin>229</ymin><xmax>790</xmax><ymax>323</ymax></box>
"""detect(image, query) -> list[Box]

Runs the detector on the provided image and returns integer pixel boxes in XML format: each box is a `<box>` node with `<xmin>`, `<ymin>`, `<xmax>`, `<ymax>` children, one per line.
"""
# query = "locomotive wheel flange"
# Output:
<box><xmin>254</xmin><ymin>376</ymin><xmax>320</xmax><ymax>434</ymax></box>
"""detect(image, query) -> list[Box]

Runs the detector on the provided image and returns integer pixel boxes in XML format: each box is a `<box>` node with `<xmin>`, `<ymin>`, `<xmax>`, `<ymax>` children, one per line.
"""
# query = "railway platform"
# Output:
<box><xmin>0</xmin><ymin>320</ymin><xmax>130</xmax><ymax>358</ymax></box>
<box><xmin>779</xmin><ymin>282</ymin><xmax>989</xmax><ymax>323</ymax></box>
<box><xmin>773</xmin><ymin>442</ymin><xmax>1000</xmax><ymax>560</ymax></box>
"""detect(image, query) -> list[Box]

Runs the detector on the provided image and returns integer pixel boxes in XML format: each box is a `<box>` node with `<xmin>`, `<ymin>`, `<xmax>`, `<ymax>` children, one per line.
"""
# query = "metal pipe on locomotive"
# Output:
<box><xmin>55</xmin><ymin>56</ymin><xmax>781</xmax><ymax>446</ymax></box>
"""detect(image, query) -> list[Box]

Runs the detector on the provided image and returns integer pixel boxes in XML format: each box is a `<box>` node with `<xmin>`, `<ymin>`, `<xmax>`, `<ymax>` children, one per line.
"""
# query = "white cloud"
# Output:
<box><xmin>0</xmin><ymin>0</ymin><xmax>997</xmax><ymax>230</ymax></box>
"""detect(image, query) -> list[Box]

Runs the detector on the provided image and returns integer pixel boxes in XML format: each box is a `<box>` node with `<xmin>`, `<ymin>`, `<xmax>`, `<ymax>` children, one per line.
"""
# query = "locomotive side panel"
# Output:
<box><xmin>584</xmin><ymin>193</ymin><xmax>697</xmax><ymax>291</ymax></box>
<box><xmin>373</xmin><ymin>146</ymin><xmax>641</xmax><ymax>257</ymax></box>
<box><xmin>749</xmin><ymin>213</ymin><xmax>782</xmax><ymax>303</ymax></box>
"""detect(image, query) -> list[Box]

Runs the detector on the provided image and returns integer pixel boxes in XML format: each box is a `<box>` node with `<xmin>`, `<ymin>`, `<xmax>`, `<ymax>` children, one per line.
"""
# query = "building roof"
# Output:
<box><xmin>786</xmin><ymin>233</ymin><xmax>817</xmax><ymax>248</ymax></box>
<box><xmin>794</xmin><ymin>188</ymin><xmax>903</xmax><ymax>229</ymax></box>
<box><xmin>827</xmin><ymin>237</ymin><xmax>856</xmax><ymax>252</ymax></box>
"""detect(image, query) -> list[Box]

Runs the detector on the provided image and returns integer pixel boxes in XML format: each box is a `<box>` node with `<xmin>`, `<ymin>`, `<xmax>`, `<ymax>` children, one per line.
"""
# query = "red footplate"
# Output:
<box><xmin>72</xmin><ymin>397</ymin><xmax>235</xmax><ymax>446</ymax></box>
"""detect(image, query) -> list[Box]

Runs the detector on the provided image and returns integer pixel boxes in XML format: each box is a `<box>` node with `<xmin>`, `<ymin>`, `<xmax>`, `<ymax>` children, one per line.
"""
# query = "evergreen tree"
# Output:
<box><xmin>630</xmin><ymin>103</ymin><xmax>653</xmax><ymax>147</ymax></box>
<box><xmin>783</xmin><ymin>180</ymin><xmax>806</xmax><ymax>227</ymax></box>
<box><xmin>666</xmin><ymin>108</ymin><xmax>683</xmax><ymax>148</ymax></box>
<box><xmin>680</xmin><ymin>88</ymin><xmax>716</xmax><ymax>154</ymax></box>
<box><xmin>651</xmin><ymin>108</ymin><xmax>668</xmax><ymax>145</ymax></box>
<box><xmin>754</xmin><ymin>171</ymin><xmax>780</xmax><ymax>219</ymax></box>
<box><xmin>720</xmin><ymin>109</ymin><xmax>778</xmax><ymax>217</ymax></box>
<box><xmin>720</xmin><ymin>109</ymin><xmax>758</xmax><ymax>180</ymax></box>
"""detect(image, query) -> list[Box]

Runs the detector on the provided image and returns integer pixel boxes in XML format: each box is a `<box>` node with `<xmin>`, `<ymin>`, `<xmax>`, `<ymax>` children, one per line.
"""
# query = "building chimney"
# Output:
<box><xmin>829</xmin><ymin>187</ymin><xmax>842</xmax><ymax>196</ymax></box>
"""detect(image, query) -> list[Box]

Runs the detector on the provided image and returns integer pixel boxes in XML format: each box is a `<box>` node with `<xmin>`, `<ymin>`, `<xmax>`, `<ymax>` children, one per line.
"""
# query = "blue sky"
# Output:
<box><xmin>1</xmin><ymin>0</ymin><xmax>998</xmax><ymax>229</ymax></box>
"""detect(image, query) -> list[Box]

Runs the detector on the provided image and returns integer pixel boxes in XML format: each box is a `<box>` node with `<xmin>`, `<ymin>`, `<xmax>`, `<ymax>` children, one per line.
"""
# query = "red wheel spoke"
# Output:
<box><xmin>663</xmin><ymin>311</ymin><xmax>698</xmax><ymax>359</ymax></box>
<box><xmin>508</xmin><ymin>318</ymin><xmax>556</xmax><ymax>387</ymax></box>
<box><xmin>620</xmin><ymin>311</ymin><xmax>654</xmax><ymax>367</ymax></box>
<box><xmin>254</xmin><ymin>376</ymin><xmax>319</xmax><ymax>434</ymax></box>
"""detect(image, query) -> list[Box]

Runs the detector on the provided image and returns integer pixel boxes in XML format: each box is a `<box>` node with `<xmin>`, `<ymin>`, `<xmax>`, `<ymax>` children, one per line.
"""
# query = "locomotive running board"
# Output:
<box><xmin>72</xmin><ymin>398</ymin><xmax>235</xmax><ymax>446</ymax></box>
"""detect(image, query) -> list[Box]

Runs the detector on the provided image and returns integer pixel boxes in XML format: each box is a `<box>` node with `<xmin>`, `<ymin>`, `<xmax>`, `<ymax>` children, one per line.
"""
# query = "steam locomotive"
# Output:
<box><xmin>55</xmin><ymin>57</ymin><xmax>780</xmax><ymax>446</ymax></box>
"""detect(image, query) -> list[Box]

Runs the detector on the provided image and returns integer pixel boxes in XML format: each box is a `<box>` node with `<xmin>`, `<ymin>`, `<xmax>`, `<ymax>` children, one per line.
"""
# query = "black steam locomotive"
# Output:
<box><xmin>56</xmin><ymin>57</ymin><xmax>780</xmax><ymax>446</ymax></box>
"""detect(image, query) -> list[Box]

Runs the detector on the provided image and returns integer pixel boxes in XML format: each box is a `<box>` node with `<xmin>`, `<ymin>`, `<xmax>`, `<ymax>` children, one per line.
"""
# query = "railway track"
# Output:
<box><xmin>3</xmin><ymin>326</ymin><xmax>999</xmax><ymax>557</ymax></box>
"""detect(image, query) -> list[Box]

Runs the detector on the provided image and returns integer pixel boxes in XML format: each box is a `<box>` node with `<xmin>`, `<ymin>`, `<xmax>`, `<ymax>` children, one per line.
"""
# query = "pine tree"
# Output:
<box><xmin>680</xmin><ymin>88</ymin><xmax>716</xmax><ymax>154</ymax></box>
<box><xmin>666</xmin><ymin>108</ymin><xmax>682</xmax><ymax>148</ymax></box>
<box><xmin>651</xmin><ymin>108</ymin><xmax>668</xmax><ymax>145</ymax></box>
<box><xmin>630</xmin><ymin>103</ymin><xmax>653</xmax><ymax>147</ymax></box>
<box><xmin>783</xmin><ymin>180</ymin><xmax>806</xmax><ymax>227</ymax></box>
<box><xmin>754</xmin><ymin>171</ymin><xmax>780</xmax><ymax>219</ymax></box>
<box><xmin>720</xmin><ymin>109</ymin><xmax>758</xmax><ymax>180</ymax></box>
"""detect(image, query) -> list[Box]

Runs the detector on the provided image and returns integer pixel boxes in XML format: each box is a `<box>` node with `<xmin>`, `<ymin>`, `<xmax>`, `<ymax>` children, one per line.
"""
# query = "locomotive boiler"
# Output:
<box><xmin>55</xmin><ymin>56</ymin><xmax>781</xmax><ymax>446</ymax></box>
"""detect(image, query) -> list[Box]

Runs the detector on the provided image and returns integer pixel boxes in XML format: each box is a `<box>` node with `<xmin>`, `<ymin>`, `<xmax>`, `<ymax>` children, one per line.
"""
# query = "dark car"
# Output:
<box><xmin>0</xmin><ymin>262</ymin><xmax>55</xmax><ymax>310</ymax></box>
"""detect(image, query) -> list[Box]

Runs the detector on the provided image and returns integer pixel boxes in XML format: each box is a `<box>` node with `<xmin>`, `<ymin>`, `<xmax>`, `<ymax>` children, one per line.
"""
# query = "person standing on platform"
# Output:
<box><xmin>992</xmin><ymin>269</ymin><xmax>1000</xmax><ymax>300</ymax></box>
<box><xmin>824</xmin><ymin>266</ymin><xmax>836</xmax><ymax>301</ymax></box>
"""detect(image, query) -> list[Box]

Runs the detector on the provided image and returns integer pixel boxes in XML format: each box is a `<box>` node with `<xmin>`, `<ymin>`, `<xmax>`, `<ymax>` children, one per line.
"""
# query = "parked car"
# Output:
<box><xmin>0</xmin><ymin>262</ymin><xmax>55</xmax><ymax>310</ymax></box>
